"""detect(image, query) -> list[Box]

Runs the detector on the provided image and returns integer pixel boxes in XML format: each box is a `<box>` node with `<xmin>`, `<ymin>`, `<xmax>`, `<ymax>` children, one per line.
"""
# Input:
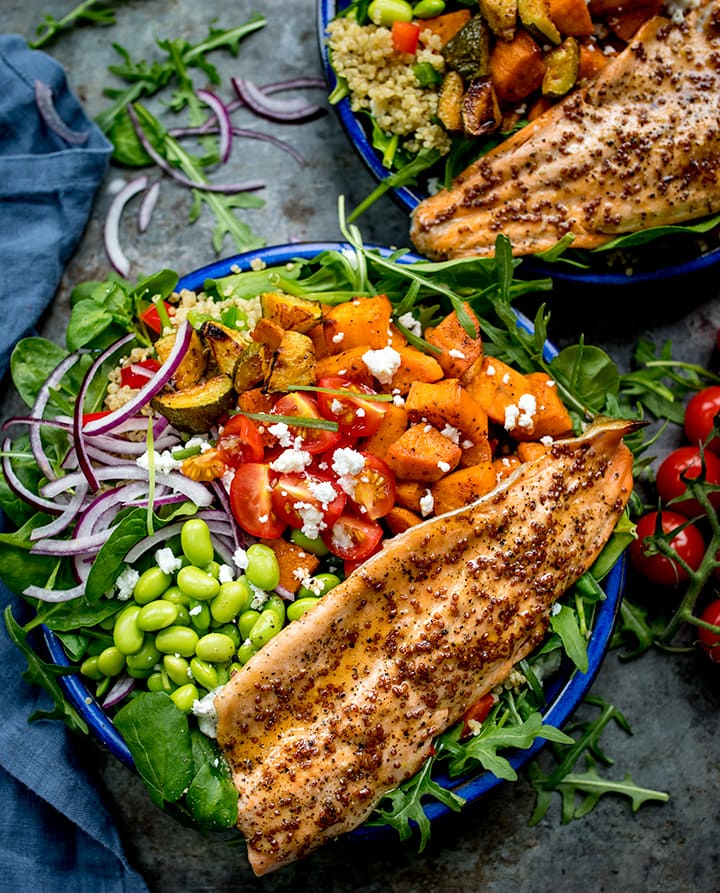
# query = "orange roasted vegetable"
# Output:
<box><xmin>488</xmin><ymin>28</ymin><xmax>545</xmax><ymax>105</ymax></box>
<box><xmin>323</xmin><ymin>294</ymin><xmax>393</xmax><ymax>354</ymax></box>
<box><xmin>430</xmin><ymin>460</ymin><xmax>497</xmax><ymax>514</ymax></box>
<box><xmin>424</xmin><ymin>303</ymin><xmax>483</xmax><ymax>378</ymax></box>
<box><xmin>548</xmin><ymin>0</ymin><xmax>594</xmax><ymax>35</ymax></box>
<box><xmin>385</xmin><ymin>423</ymin><xmax>462</xmax><ymax>482</ymax></box>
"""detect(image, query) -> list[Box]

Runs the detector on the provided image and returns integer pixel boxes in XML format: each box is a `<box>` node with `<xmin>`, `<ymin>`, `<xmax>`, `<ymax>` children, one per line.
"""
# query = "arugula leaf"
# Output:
<box><xmin>549</xmin><ymin>606</ymin><xmax>588</xmax><ymax>673</ymax></box>
<box><xmin>30</xmin><ymin>0</ymin><xmax>120</xmax><ymax>50</ymax></box>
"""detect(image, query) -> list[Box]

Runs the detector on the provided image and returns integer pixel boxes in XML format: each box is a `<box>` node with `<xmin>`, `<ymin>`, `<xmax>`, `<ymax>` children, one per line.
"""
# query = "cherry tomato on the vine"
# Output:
<box><xmin>229</xmin><ymin>463</ymin><xmax>285</xmax><ymax>539</ymax></box>
<box><xmin>697</xmin><ymin>599</ymin><xmax>720</xmax><ymax>663</ymax></box>
<box><xmin>655</xmin><ymin>445</ymin><xmax>720</xmax><ymax>517</ymax></box>
<box><xmin>684</xmin><ymin>386</ymin><xmax>720</xmax><ymax>453</ymax></box>
<box><xmin>629</xmin><ymin>510</ymin><xmax>705</xmax><ymax>586</ymax></box>
<box><xmin>216</xmin><ymin>414</ymin><xmax>264</xmax><ymax>467</ymax></box>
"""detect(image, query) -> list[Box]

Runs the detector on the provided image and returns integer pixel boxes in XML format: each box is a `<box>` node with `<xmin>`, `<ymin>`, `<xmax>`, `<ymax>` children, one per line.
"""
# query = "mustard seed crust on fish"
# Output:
<box><xmin>214</xmin><ymin>417</ymin><xmax>639</xmax><ymax>875</ymax></box>
<box><xmin>410</xmin><ymin>1</ymin><xmax>720</xmax><ymax>259</ymax></box>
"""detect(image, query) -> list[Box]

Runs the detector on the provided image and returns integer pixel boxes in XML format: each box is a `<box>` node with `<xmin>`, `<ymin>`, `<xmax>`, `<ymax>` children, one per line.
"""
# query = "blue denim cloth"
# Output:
<box><xmin>0</xmin><ymin>35</ymin><xmax>149</xmax><ymax>893</ymax></box>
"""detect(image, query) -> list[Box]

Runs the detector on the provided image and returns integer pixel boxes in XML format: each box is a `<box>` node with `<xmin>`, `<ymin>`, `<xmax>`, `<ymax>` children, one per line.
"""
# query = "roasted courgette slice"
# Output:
<box><xmin>442</xmin><ymin>14</ymin><xmax>492</xmax><ymax>80</ymax></box>
<box><xmin>437</xmin><ymin>70</ymin><xmax>465</xmax><ymax>132</ymax></box>
<box><xmin>233</xmin><ymin>341</ymin><xmax>269</xmax><ymax>392</ymax></box>
<box><xmin>542</xmin><ymin>36</ymin><xmax>580</xmax><ymax>98</ymax></box>
<box><xmin>151</xmin><ymin>375</ymin><xmax>236</xmax><ymax>434</ymax></box>
<box><xmin>265</xmin><ymin>331</ymin><xmax>316</xmax><ymax>392</ymax></box>
<box><xmin>260</xmin><ymin>291</ymin><xmax>323</xmax><ymax>334</ymax></box>
<box><xmin>518</xmin><ymin>0</ymin><xmax>561</xmax><ymax>45</ymax></box>
<box><xmin>461</xmin><ymin>76</ymin><xmax>502</xmax><ymax>136</ymax></box>
<box><xmin>155</xmin><ymin>329</ymin><xmax>206</xmax><ymax>390</ymax></box>
<box><xmin>199</xmin><ymin>320</ymin><xmax>249</xmax><ymax>378</ymax></box>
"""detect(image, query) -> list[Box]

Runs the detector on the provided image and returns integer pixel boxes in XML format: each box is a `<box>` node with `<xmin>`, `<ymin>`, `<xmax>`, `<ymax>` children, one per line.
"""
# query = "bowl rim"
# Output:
<box><xmin>42</xmin><ymin>240</ymin><xmax>626</xmax><ymax>835</ymax></box>
<box><xmin>317</xmin><ymin>0</ymin><xmax>720</xmax><ymax>287</ymax></box>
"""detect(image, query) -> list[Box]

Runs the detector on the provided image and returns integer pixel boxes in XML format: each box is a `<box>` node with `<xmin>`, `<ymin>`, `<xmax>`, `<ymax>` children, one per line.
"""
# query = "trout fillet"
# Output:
<box><xmin>214</xmin><ymin>417</ymin><xmax>638</xmax><ymax>875</ymax></box>
<box><xmin>410</xmin><ymin>1</ymin><xmax>720</xmax><ymax>259</ymax></box>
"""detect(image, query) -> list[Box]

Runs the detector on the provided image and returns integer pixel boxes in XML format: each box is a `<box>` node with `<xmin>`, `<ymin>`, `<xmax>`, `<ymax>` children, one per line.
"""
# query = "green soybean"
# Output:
<box><xmin>289</xmin><ymin>528</ymin><xmax>330</xmax><ymax>556</ymax></box>
<box><xmin>216</xmin><ymin>662</ymin><xmax>231</xmax><ymax>686</ymax></box>
<box><xmin>190</xmin><ymin>656</ymin><xmax>219</xmax><ymax>691</ymax></box>
<box><xmin>181</xmin><ymin>518</ymin><xmax>214</xmax><ymax>567</ymax></box>
<box><xmin>155</xmin><ymin>625</ymin><xmax>199</xmax><ymax>657</ymax></box>
<box><xmin>137</xmin><ymin>599</ymin><xmax>179</xmax><ymax>632</ymax></box>
<box><xmin>263</xmin><ymin>594</ymin><xmax>286</xmax><ymax>625</ymax></box>
<box><xmin>210</xmin><ymin>578</ymin><xmax>252</xmax><ymax>623</ymax></box>
<box><xmin>177</xmin><ymin>565</ymin><xmax>220</xmax><ymax>601</ymax></box>
<box><xmin>413</xmin><ymin>0</ymin><xmax>445</xmax><ymax>17</ymax></box>
<box><xmin>174</xmin><ymin>604</ymin><xmax>192</xmax><ymax>626</ymax></box>
<box><xmin>146</xmin><ymin>672</ymin><xmax>166</xmax><ymax>693</ymax></box>
<box><xmin>236</xmin><ymin>642</ymin><xmax>257</xmax><ymax>665</ymax></box>
<box><xmin>195</xmin><ymin>632</ymin><xmax>236</xmax><ymax>663</ymax></box>
<box><xmin>238</xmin><ymin>609</ymin><xmax>261</xmax><ymax>639</ymax></box>
<box><xmin>287</xmin><ymin>596</ymin><xmax>321</xmax><ymax>621</ymax></box>
<box><xmin>171</xmin><ymin>682</ymin><xmax>199</xmax><ymax>713</ymax></box>
<box><xmin>97</xmin><ymin>645</ymin><xmax>126</xmax><ymax>677</ymax></box>
<box><xmin>162</xmin><ymin>585</ymin><xmax>190</xmax><ymax>607</ymax></box>
<box><xmin>249</xmin><ymin>609</ymin><xmax>283</xmax><ymax>649</ymax></box>
<box><xmin>205</xmin><ymin>560</ymin><xmax>222</xmax><ymax>580</ymax></box>
<box><xmin>245</xmin><ymin>543</ymin><xmax>280</xmax><ymax>592</ymax></box>
<box><xmin>163</xmin><ymin>654</ymin><xmax>191</xmax><ymax>686</ymax></box>
<box><xmin>298</xmin><ymin>572</ymin><xmax>341</xmax><ymax>600</ymax></box>
<box><xmin>133</xmin><ymin>566</ymin><xmax>172</xmax><ymax>605</ymax></box>
<box><xmin>80</xmin><ymin>655</ymin><xmax>104</xmax><ymax>681</ymax></box>
<box><xmin>214</xmin><ymin>623</ymin><xmax>241</xmax><ymax>649</ymax></box>
<box><xmin>113</xmin><ymin>605</ymin><xmax>144</xmax><ymax>655</ymax></box>
<box><xmin>125</xmin><ymin>637</ymin><xmax>161</xmax><ymax>673</ymax></box>
<box><xmin>368</xmin><ymin>0</ymin><xmax>413</xmax><ymax>26</ymax></box>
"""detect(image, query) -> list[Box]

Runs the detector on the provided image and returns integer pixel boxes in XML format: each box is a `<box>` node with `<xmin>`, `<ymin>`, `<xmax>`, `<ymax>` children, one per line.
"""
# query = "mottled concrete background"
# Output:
<box><xmin>3</xmin><ymin>1</ymin><xmax>719</xmax><ymax>891</ymax></box>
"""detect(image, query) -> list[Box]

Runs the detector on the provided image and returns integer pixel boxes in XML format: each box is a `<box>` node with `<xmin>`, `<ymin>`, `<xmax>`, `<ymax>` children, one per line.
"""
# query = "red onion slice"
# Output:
<box><xmin>2</xmin><ymin>438</ymin><xmax>63</xmax><ymax>514</ymax></box>
<box><xmin>23</xmin><ymin>581</ymin><xmax>86</xmax><ymax>603</ymax></box>
<box><xmin>28</xmin><ymin>351</ymin><xmax>82</xmax><ymax>482</ymax></box>
<box><xmin>104</xmin><ymin>176</ymin><xmax>149</xmax><ymax>277</ymax></box>
<box><xmin>170</xmin><ymin>125</ymin><xmax>306</xmax><ymax>167</ymax></box>
<box><xmin>101</xmin><ymin>674</ymin><xmax>136</xmax><ymax>709</ymax></box>
<box><xmin>231</xmin><ymin>77</ymin><xmax>325</xmax><ymax>122</ymax></box>
<box><xmin>28</xmin><ymin>486</ymin><xmax>88</xmax><ymax>542</ymax></box>
<box><xmin>137</xmin><ymin>180</ymin><xmax>160</xmax><ymax>234</ymax></box>
<box><xmin>34</xmin><ymin>80</ymin><xmax>89</xmax><ymax>145</ymax></box>
<box><xmin>82</xmin><ymin>322</ymin><xmax>192</xmax><ymax>436</ymax></box>
<box><xmin>197</xmin><ymin>88</ymin><xmax>233</xmax><ymax>163</ymax></box>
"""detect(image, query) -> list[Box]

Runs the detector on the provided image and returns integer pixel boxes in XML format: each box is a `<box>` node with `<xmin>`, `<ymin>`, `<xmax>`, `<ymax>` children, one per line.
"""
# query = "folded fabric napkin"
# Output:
<box><xmin>0</xmin><ymin>34</ymin><xmax>149</xmax><ymax>892</ymax></box>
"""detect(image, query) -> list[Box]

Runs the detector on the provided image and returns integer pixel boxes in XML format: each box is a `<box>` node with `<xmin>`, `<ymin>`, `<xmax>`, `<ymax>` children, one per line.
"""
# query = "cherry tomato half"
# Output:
<box><xmin>697</xmin><ymin>599</ymin><xmax>720</xmax><ymax>663</ymax></box>
<box><xmin>316</xmin><ymin>376</ymin><xmax>388</xmax><ymax>438</ymax></box>
<box><xmin>349</xmin><ymin>452</ymin><xmax>396</xmax><ymax>520</ymax></box>
<box><xmin>216</xmin><ymin>414</ymin><xmax>264</xmax><ymax>467</ymax></box>
<box><xmin>684</xmin><ymin>386</ymin><xmax>720</xmax><ymax>453</ymax></box>
<box><xmin>322</xmin><ymin>512</ymin><xmax>384</xmax><ymax>562</ymax></box>
<box><xmin>270</xmin><ymin>393</ymin><xmax>342</xmax><ymax>455</ymax></box>
<box><xmin>656</xmin><ymin>445</ymin><xmax>720</xmax><ymax>517</ymax></box>
<box><xmin>629</xmin><ymin>510</ymin><xmax>705</xmax><ymax>586</ymax></box>
<box><xmin>461</xmin><ymin>693</ymin><xmax>496</xmax><ymax>737</ymax></box>
<box><xmin>119</xmin><ymin>358</ymin><xmax>161</xmax><ymax>389</ymax></box>
<box><xmin>229</xmin><ymin>463</ymin><xmax>286</xmax><ymax>539</ymax></box>
<box><xmin>271</xmin><ymin>471</ymin><xmax>346</xmax><ymax>533</ymax></box>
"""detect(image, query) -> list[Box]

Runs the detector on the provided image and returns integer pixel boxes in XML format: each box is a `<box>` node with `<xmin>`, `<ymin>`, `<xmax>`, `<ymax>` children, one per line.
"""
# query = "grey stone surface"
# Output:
<box><xmin>4</xmin><ymin>1</ymin><xmax>720</xmax><ymax>890</ymax></box>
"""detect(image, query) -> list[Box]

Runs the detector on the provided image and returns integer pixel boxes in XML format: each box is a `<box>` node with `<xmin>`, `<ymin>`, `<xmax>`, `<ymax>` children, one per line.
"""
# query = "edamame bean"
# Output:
<box><xmin>155</xmin><ymin>625</ymin><xmax>199</xmax><ymax>657</ymax></box>
<box><xmin>205</xmin><ymin>560</ymin><xmax>221</xmax><ymax>580</ymax></box>
<box><xmin>413</xmin><ymin>0</ymin><xmax>445</xmax><ymax>18</ymax></box>
<box><xmin>287</xmin><ymin>596</ymin><xmax>321</xmax><ymax>621</ymax></box>
<box><xmin>113</xmin><ymin>604</ymin><xmax>144</xmax><ymax>655</ymax></box>
<box><xmin>245</xmin><ymin>543</ymin><xmax>280</xmax><ymax>592</ymax></box>
<box><xmin>163</xmin><ymin>654</ymin><xmax>191</xmax><ymax>687</ymax></box>
<box><xmin>214</xmin><ymin>623</ymin><xmax>241</xmax><ymax>649</ymax></box>
<box><xmin>263</xmin><ymin>594</ymin><xmax>286</xmax><ymax>625</ymax></box>
<box><xmin>137</xmin><ymin>599</ymin><xmax>179</xmax><ymax>632</ymax></box>
<box><xmin>289</xmin><ymin>528</ymin><xmax>330</xmax><ymax>557</ymax></box>
<box><xmin>181</xmin><ymin>518</ymin><xmax>215</xmax><ymax>567</ymax></box>
<box><xmin>125</xmin><ymin>636</ymin><xmax>161</xmax><ymax>673</ymax></box>
<box><xmin>174</xmin><ymin>604</ymin><xmax>192</xmax><ymax>626</ymax></box>
<box><xmin>210</xmin><ymin>578</ymin><xmax>252</xmax><ymax>623</ymax></box>
<box><xmin>133</xmin><ymin>566</ymin><xmax>172</xmax><ymax>605</ymax></box>
<box><xmin>80</xmin><ymin>655</ymin><xmax>104</xmax><ymax>681</ymax></box>
<box><xmin>368</xmin><ymin>0</ymin><xmax>413</xmax><ymax>27</ymax></box>
<box><xmin>238</xmin><ymin>609</ymin><xmax>261</xmax><ymax>639</ymax></box>
<box><xmin>195</xmin><ymin>632</ymin><xmax>236</xmax><ymax>663</ymax></box>
<box><xmin>216</xmin><ymin>662</ymin><xmax>231</xmax><ymax>686</ymax></box>
<box><xmin>188</xmin><ymin>598</ymin><xmax>211</xmax><ymax>632</ymax></box>
<box><xmin>298</xmin><ymin>572</ymin><xmax>341</xmax><ymax>600</ymax></box>
<box><xmin>177</xmin><ymin>565</ymin><xmax>220</xmax><ymax>601</ymax></box>
<box><xmin>236</xmin><ymin>642</ymin><xmax>257</xmax><ymax>665</ymax></box>
<box><xmin>147</xmin><ymin>672</ymin><xmax>166</xmax><ymax>693</ymax></box>
<box><xmin>162</xmin><ymin>585</ymin><xmax>190</xmax><ymax>607</ymax></box>
<box><xmin>249</xmin><ymin>609</ymin><xmax>283</xmax><ymax>649</ymax></box>
<box><xmin>171</xmin><ymin>682</ymin><xmax>199</xmax><ymax>713</ymax></box>
<box><xmin>189</xmin><ymin>657</ymin><xmax>219</xmax><ymax>691</ymax></box>
<box><xmin>97</xmin><ymin>645</ymin><xmax>126</xmax><ymax>677</ymax></box>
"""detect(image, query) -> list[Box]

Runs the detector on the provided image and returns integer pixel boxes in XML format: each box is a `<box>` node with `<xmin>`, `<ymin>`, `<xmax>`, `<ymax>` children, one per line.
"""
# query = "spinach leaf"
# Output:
<box><xmin>185</xmin><ymin>729</ymin><xmax>239</xmax><ymax>830</ymax></box>
<box><xmin>549</xmin><ymin>605</ymin><xmax>588</xmax><ymax>674</ymax></box>
<box><xmin>84</xmin><ymin>508</ymin><xmax>152</xmax><ymax>602</ymax></box>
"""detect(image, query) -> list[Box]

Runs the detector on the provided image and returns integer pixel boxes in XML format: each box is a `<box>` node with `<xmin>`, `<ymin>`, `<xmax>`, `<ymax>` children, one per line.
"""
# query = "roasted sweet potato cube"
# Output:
<box><xmin>323</xmin><ymin>294</ymin><xmax>393</xmax><ymax>354</ymax></box>
<box><xmin>251</xmin><ymin>317</ymin><xmax>284</xmax><ymax>351</ymax></box>
<box><xmin>388</xmin><ymin>347</ymin><xmax>444</xmax><ymax>394</ymax></box>
<box><xmin>464</xmin><ymin>354</ymin><xmax>532</xmax><ymax>427</ymax></box>
<box><xmin>315</xmin><ymin>346</ymin><xmax>376</xmax><ymax>387</ymax></box>
<box><xmin>525</xmin><ymin>371</ymin><xmax>574</xmax><ymax>438</ymax></box>
<box><xmin>405</xmin><ymin>378</ymin><xmax>488</xmax><ymax>448</ymax></box>
<box><xmin>492</xmin><ymin>453</ymin><xmax>523</xmax><ymax>482</ymax></box>
<box><xmin>419</xmin><ymin>8</ymin><xmax>473</xmax><ymax>45</ymax></box>
<box><xmin>394</xmin><ymin>479</ymin><xmax>429</xmax><ymax>513</ymax></box>
<box><xmin>430</xmin><ymin>460</ymin><xmax>497</xmax><ymax>514</ymax></box>
<box><xmin>424</xmin><ymin>303</ymin><xmax>483</xmax><ymax>378</ymax></box>
<box><xmin>384</xmin><ymin>505</ymin><xmax>423</xmax><ymax>535</ymax></box>
<box><xmin>385</xmin><ymin>424</ymin><xmax>462</xmax><ymax>482</ymax></box>
<box><xmin>262</xmin><ymin>537</ymin><xmax>320</xmax><ymax>595</ymax></box>
<box><xmin>489</xmin><ymin>27</ymin><xmax>546</xmax><ymax>104</ymax></box>
<box><xmin>360</xmin><ymin>403</ymin><xmax>409</xmax><ymax>461</ymax></box>
<box><xmin>548</xmin><ymin>0</ymin><xmax>594</xmax><ymax>35</ymax></box>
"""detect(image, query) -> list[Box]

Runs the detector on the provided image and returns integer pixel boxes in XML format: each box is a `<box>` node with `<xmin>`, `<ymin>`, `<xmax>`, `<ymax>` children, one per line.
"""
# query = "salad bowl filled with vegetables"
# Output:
<box><xmin>1</xmin><ymin>216</ymin><xmax>637</xmax><ymax>873</ymax></box>
<box><xmin>319</xmin><ymin>0</ymin><xmax>720</xmax><ymax>285</ymax></box>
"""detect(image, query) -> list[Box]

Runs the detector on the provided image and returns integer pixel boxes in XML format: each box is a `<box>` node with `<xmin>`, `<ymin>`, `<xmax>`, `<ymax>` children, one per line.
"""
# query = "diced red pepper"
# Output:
<box><xmin>392</xmin><ymin>20</ymin><xmax>420</xmax><ymax>55</ymax></box>
<box><xmin>120</xmin><ymin>358</ymin><xmax>162</xmax><ymax>389</ymax></box>
<box><xmin>140</xmin><ymin>301</ymin><xmax>174</xmax><ymax>334</ymax></box>
<box><xmin>82</xmin><ymin>411</ymin><xmax>112</xmax><ymax>426</ymax></box>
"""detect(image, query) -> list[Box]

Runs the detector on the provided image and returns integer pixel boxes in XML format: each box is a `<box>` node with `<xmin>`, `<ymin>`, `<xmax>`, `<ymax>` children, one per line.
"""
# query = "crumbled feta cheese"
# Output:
<box><xmin>115</xmin><ymin>566</ymin><xmax>139</xmax><ymax>600</ymax></box>
<box><xmin>397</xmin><ymin>311</ymin><xmax>422</xmax><ymax>337</ymax></box>
<box><xmin>189</xmin><ymin>603</ymin><xmax>203</xmax><ymax>616</ymax></box>
<box><xmin>330</xmin><ymin>522</ymin><xmax>355</xmax><ymax>552</ymax></box>
<box><xmin>155</xmin><ymin>547</ymin><xmax>182</xmax><ymax>575</ymax></box>
<box><xmin>136</xmin><ymin>448</ymin><xmax>181</xmax><ymax>474</ymax></box>
<box><xmin>218</xmin><ymin>564</ymin><xmax>235</xmax><ymax>584</ymax></box>
<box><xmin>183</xmin><ymin>436</ymin><xmax>212</xmax><ymax>453</ymax></box>
<box><xmin>250</xmin><ymin>587</ymin><xmax>268</xmax><ymax>610</ymax></box>
<box><xmin>419</xmin><ymin>490</ymin><xmax>434</xmax><ymax>517</ymax></box>
<box><xmin>440</xmin><ymin>424</ymin><xmax>461</xmax><ymax>444</ymax></box>
<box><xmin>330</xmin><ymin>398</ymin><xmax>344</xmax><ymax>414</ymax></box>
<box><xmin>448</xmin><ymin>348</ymin><xmax>465</xmax><ymax>359</ymax></box>
<box><xmin>504</xmin><ymin>393</ymin><xmax>537</xmax><ymax>432</ymax></box>
<box><xmin>307</xmin><ymin>479</ymin><xmax>338</xmax><ymax>507</ymax></box>
<box><xmin>540</xmin><ymin>435</ymin><xmax>554</xmax><ymax>446</ymax></box>
<box><xmin>233</xmin><ymin>547</ymin><xmax>249</xmax><ymax>571</ymax></box>
<box><xmin>362</xmin><ymin>346</ymin><xmax>401</xmax><ymax>385</ymax></box>
<box><xmin>502</xmin><ymin>373</ymin><xmax>510</xmax><ymax>384</ymax></box>
<box><xmin>191</xmin><ymin>687</ymin><xmax>223</xmax><ymax>738</ymax></box>
<box><xmin>485</xmin><ymin>363</ymin><xmax>496</xmax><ymax>376</ymax></box>
<box><xmin>331</xmin><ymin>331</ymin><xmax>345</xmax><ymax>344</ymax></box>
<box><xmin>294</xmin><ymin>571</ymin><xmax>325</xmax><ymax>595</ymax></box>
<box><xmin>267</xmin><ymin>421</ymin><xmax>293</xmax><ymax>447</ymax></box>
<box><xmin>331</xmin><ymin>447</ymin><xmax>366</xmax><ymax>477</ymax></box>
<box><xmin>437</xmin><ymin>460</ymin><xmax>451</xmax><ymax>473</ymax></box>
<box><xmin>295</xmin><ymin>501</ymin><xmax>326</xmax><ymax>539</ymax></box>
<box><xmin>270</xmin><ymin>447</ymin><xmax>312</xmax><ymax>473</ymax></box>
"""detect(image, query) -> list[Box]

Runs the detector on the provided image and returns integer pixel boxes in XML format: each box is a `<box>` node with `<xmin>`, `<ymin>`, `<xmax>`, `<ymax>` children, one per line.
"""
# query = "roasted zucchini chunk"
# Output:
<box><xmin>479</xmin><ymin>0</ymin><xmax>518</xmax><ymax>41</ymax></box>
<box><xmin>518</xmin><ymin>0</ymin><xmax>561</xmax><ymax>45</ymax></box>
<box><xmin>265</xmin><ymin>331</ymin><xmax>316</xmax><ymax>392</ymax></box>
<box><xmin>442</xmin><ymin>14</ymin><xmax>492</xmax><ymax>81</ymax></box>
<box><xmin>155</xmin><ymin>329</ymin><xmax>206</xmax><ymax>390</ymax></box>
<box><xmin>199</xmin><ymin>320</ymin><xmax>249</xmax><ymax>377</ymax></box>
<box><xmin>233</xmin><ymin>341</ymin><xmax>270</xmax><ymax>392</ymax></box>
<box><xmin>437</xmin><ymin>70</ymin><xmax>465</xmax><ymax>132</ymax></box>
<box><xmin>260</xmin><ymin>291</ymin><xmax>322</xmax><ymax>334</ymax></box>
<box><xmin>542</xmin><ymin>36</ymin><xmax>579</xmax><ymax>98</ymax></box>
<box><xmin>462</xmin><ymin>76</ymin><xmax>502</xmax><ymax>136</ymax></box>
<box><xmin>151</xmin><ymin>374</ymin><xmax>236</xmax><ymax>434</ymax></box>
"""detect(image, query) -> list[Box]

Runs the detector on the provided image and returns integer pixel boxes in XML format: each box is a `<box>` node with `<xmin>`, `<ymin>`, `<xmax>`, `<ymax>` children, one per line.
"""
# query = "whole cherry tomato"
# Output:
<box><xmin>629</xmin><ymin>510</ymin><xmax>705</xmax><ymax>586</ymax></box>
<box><xmin>655</xmin><ymin>445</ymin><xmax>720</xmax><ymax>517</ymax></box>
<box><xmin>697</xmin><ymin>599</ymin><xmax>720</xmax><ymax>663</ymax></box>
<box><xmin>684</xmin><ymin>386</ymin><xmax>720</xmax><ymax>453</ymax></box>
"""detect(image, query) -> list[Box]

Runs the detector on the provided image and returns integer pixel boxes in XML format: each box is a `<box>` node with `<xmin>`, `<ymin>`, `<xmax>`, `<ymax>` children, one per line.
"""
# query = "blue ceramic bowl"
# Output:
<box><xmin>43</xmin><ymin>242</ymin><xmax>626</xmax><ymax>836</ymax></box>
<box><xmin>317</xmin><ymin>1</ymin><xmax>720</xmax><ymax>287</ymax></box>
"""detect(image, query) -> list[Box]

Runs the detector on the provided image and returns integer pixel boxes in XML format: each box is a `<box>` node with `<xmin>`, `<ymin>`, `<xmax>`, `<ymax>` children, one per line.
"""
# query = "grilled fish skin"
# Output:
<box><xmin>410</xmin><ymin>2</ymin><xmax>720</xmax><ymax>259</ymax></box>
<box><xmin>214</xmin><ymin>417</ymin><xmax>639</xmax><ymax>875</ymax></box>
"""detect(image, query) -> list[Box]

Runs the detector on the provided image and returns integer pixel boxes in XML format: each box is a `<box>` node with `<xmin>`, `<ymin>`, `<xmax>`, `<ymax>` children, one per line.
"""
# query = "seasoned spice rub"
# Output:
<box><xmin>214</xmin><ymin>417</ymin><xmax>638</xmax><ymax>874</ymax></box>
<box><xmin>410</xmin><ymin>1</ymin><xmax>720</xmax><ymax>259</ymax></box>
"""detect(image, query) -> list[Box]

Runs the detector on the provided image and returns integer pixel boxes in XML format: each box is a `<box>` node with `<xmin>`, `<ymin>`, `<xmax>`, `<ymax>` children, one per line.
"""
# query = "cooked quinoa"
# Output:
<box><xmin>327</xmin><ymin>18</ymin><xmax>451</xmax><ymax>156</ymax></box>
